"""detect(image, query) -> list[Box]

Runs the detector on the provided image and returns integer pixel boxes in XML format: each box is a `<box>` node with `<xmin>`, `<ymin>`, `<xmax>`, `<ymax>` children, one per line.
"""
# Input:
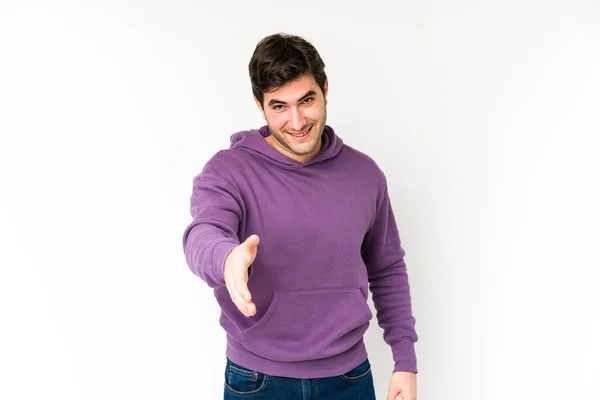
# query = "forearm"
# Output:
<box><xmin>183</xmin><ymin>223</ymin><xmax>239</xmax><ymax>288</ymax></box>
<box><xmin>368</xmin><ymin>257</ymin><xmax>418</xmax><ymax>372</ymax></box>
<box><xmin>182</xmin><ymin>161</ymin><xmax>243</xmax><ymax>288</ymax></box>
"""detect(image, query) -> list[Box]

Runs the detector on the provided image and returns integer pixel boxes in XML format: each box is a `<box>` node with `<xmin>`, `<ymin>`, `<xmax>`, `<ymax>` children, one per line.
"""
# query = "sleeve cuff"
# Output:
<box><xmin>391</xmin><ymin>338</ymin><xmax>418</xmax><ymax>373</ymax></box>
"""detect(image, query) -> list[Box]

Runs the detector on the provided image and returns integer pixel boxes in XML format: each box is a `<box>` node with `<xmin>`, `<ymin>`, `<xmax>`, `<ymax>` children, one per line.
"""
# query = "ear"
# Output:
<box><xmin>254</xmin><ymin>96</ymin><xmax>266</xmax><ymax>120</ymax></box>
<box><xmin>323</xmin><ymin>79</ymin><xmax>329</xmax><ymax>105</ymax></box>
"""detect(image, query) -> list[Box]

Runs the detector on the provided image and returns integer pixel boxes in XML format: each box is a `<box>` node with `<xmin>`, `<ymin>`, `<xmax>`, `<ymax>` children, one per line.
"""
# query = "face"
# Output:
<box><xmin>255</xmin><ymin>74</ymin><xmax>328</xmax><ymax>163</ymax></box>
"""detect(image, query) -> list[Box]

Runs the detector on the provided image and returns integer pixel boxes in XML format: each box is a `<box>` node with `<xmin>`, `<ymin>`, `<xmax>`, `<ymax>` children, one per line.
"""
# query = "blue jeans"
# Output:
<box><xmin>223</xmin><ymin>358</ymin><xmax>377</xmax><ymax>399</ymax></box>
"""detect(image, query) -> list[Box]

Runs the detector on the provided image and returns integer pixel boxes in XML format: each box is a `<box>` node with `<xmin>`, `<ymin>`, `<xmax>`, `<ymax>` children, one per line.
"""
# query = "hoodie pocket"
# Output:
<box><xmin>240</xmin><ymin>287</ymin><xmax>372</xmax><ymax>362</ymax></box>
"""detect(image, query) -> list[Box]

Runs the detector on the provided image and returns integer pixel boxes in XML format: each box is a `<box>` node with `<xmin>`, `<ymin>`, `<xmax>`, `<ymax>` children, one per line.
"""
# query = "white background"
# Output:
<box><xmin>1</xmin><ymin>1</ymin><xmax>599</xmax><ymax>399</ymax></box>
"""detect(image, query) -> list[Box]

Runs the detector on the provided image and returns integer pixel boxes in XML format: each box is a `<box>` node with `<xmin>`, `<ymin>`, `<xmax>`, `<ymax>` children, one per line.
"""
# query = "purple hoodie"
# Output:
<box><xmin>182</xmin><ymin>125</ymin><xmax>418</xmax><ymax>378</ymax></box>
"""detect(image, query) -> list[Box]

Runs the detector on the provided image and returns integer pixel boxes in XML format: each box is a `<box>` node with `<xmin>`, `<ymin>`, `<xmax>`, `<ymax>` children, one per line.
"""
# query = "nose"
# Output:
<box><xmin>289</xmin><ymin>107</ymin><xmax>307</xmax><ymax>132</ymax></box>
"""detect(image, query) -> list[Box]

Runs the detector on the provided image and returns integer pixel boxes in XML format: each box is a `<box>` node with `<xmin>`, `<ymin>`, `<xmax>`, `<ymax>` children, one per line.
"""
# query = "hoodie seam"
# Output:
<box><xmin>205</xmin><ymin>159</ymin><xmax>246</xmax><ymax>215</ymax></box>
<box><xmin>237</xmin><ymin>148</ymin><xmax>307</xmax><ymax>170</ymax></box>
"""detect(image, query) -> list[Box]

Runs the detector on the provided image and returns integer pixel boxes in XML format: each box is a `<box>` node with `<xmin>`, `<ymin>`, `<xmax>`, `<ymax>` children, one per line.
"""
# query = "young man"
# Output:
<box><xmin>182</xmin><ymin>33</ymin><xmax>418</xmax><ymax>400</ymax></box>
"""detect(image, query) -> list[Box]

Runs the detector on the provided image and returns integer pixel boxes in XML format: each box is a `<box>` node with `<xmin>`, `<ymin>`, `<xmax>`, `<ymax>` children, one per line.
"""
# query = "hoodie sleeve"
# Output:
<box><xmin>362</xmin><ymin>176</ymin><xmax>419</xmax><ymax>373</ymax></box>
<box><xmin>182</xmin><ymin>160</ymin><xmax>242</xmax><ymax>288</ymax></box>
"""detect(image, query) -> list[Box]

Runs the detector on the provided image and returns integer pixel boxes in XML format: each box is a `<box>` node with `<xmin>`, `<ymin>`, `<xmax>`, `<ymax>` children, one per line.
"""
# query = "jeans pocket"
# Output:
<box><xmin>224</xmin><ymin>359</ymin><xmax>269</xmax><ymax>396</ymax></box>
<box><xmin>340</xmin><ymin>359</ymin><xmax>372</xmax><ymax>382</ymax></box>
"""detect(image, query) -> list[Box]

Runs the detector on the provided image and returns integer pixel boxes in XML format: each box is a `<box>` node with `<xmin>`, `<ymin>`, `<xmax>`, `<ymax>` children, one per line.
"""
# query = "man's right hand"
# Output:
<box><xmin>224</xmin><ymin>234</ymin><xmax>260</xmax><ymax>318</ymax></box>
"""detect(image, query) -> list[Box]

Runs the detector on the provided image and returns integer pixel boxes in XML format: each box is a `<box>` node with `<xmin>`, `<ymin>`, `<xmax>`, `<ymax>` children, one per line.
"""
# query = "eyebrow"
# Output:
<box><xmin>268</xmin><ymin>90</ymin><xmax>317</xmax><ymax>107</ymax></box>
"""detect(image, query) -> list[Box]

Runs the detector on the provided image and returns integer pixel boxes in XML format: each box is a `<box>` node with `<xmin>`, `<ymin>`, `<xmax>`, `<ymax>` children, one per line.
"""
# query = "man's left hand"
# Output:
<box><xmin>386</xmin><ymin>371</ymin><xmax>417</xmax><ymax>400</ymax></box>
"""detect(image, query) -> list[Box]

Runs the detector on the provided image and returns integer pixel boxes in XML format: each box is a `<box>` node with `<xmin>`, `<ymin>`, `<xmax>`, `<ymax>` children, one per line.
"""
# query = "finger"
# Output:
<box><xmin>234</xmin><ymin>299</ymin><xmax>255</xmax><ymax>317</ymax></box>
<box><xmin>239</xmin><ymin>302</ymin><xmax>255</xmax><ymax>317</ymax></box>
<box><xmin>224</xmin><ymin>275</ymin><xmax>247</xmax><ymax>314</ymax></box>
<box><xmin>387</xmin><ymin>389</ymin><xmax>401</xmax><ymax>400</ymax></box>
<box><xmin>240</xmin><ymin>286</ymin><xmax>252</xmax><ymax>302</ymax></box>
<box><xmin>246</xmin><ymin>302</ymin><xmax>256</xmax><ymax>316</ymax></box>
<box><xmin>231</xmin><ymin>292</ymin><xmax>251</xmax><ymax>317</ymax></box>
<box><xmin>235</xmin><ymin>278</ymin><xmax>252</xmax><ymax>303</ymax></box>
<box><xmin>224</xmin><ymin>278</ymin><xmax>238</xmax><ymax>306</ymax></box>
<box><xmin>233</xmin><ymin>280</ymin><xmax>256</xmax><ymax>316</ymax></box>
<box><xmin>401</xmin><ymin>390</ymin><xmax>414</xmax><ymax>400</ymax></box>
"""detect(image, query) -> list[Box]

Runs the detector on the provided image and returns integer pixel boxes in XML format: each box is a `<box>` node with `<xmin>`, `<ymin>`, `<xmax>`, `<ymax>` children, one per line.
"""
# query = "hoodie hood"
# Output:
<box><xmin>229</xmin><ymin>124</ymin><xmax>344</xmax><ymax>170</ymax></box>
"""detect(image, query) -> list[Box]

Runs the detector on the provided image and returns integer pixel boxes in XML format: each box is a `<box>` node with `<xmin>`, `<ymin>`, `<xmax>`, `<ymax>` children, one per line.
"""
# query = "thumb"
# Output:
<box><xmin>244</xmin><ymin>234</ymin><xmax>260</xmax><ymax>248</ymax></box>
<box><xmin>241</xmin><ymin>234</ymin><xmax>260</xmax><ymax>262</ymax></box>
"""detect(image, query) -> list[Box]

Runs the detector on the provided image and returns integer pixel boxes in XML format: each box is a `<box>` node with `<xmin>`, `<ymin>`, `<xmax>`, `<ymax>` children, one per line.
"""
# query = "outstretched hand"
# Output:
<box><xmin>224</xmin><ymin>234</ymin><xmax>260</xmax><ymax>317</ymax></box>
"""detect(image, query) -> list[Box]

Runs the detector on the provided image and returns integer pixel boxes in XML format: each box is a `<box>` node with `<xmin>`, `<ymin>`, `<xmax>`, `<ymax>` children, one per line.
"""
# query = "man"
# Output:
<box><xmin>182</xmin><ymin>33</ymin><xmax>418</xmax><ymax>400</ymax></box>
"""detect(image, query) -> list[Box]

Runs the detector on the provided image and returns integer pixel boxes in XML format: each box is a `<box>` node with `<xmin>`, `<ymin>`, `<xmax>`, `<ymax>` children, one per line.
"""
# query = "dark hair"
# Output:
<box><xmin>248</xmin><ymin>33</ymin><xmax>327</xmax><ymax>108</ymax></box>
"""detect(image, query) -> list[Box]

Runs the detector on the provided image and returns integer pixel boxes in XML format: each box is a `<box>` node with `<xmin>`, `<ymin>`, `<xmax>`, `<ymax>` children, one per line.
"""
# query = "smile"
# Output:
<box><xmin>288</xmin><ymin>126</ymin><xmax>312</xmax><ymax>140</ymax></box>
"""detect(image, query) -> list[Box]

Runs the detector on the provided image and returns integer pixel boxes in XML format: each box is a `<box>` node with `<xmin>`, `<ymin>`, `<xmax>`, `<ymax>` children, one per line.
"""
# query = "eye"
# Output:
<box><xmin>302</xmin><ymin>97</ymin><xmax>313</xmax><ymax>104</ymax></box>
<box><xmin>272</xmin><ymin>105</ymin><xmax>284</xmax><ymax>111</ymax></box>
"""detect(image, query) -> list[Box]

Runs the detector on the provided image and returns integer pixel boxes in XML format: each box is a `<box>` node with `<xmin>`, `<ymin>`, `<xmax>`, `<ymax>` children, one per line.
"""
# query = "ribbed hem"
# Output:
<box><xmin>226</xmin><ymin>335</ymin><xmax>368</xmax><ymax>379</ymax></box>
